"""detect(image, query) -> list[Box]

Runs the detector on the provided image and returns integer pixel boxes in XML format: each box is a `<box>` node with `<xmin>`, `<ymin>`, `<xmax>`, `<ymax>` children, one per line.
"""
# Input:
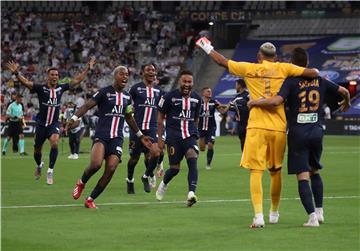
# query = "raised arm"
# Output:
<box><xmin>196</xmin><ymin>37</ymin><xmax>229</xmax><ymax>69</ymax></box>
<box><xmin>6</xmin><ymin>61</ymin><xmax>34</xmax><ymax>90</ymax></box>
<box><xmin>247</xmin><ymin>96</ymin><xmax>284</xmax><ymax>110</ymax></box>
<box><xmin>70</xmin><ymin>56</ymin><xmax>96</xmax><ymax>87</ymax></box>
<box><xmin>337</xmin><ymin>86</ymin><xmax>351</xmax><ymax>112</ymax></box>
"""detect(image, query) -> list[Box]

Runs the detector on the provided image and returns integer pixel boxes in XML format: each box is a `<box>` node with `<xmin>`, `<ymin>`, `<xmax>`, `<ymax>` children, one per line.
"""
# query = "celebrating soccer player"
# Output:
<box><xmin>6</xmin><ymin>57</ymin><xmax>96</xmax><ymax>185</ymax></box>
<box><xmin>248</xmin><ymin>48</ymin><xmax>350</xmax><ymax>227</ymax></box>
<box><xmin>126</xmin><ymin>63</ymin><xmax>162</xmax><ymax>194</ymax></box>
<box><xmin>156</xmin><ymin>70</ymin><xmax>202</xmax><ymax>207</ymax></box>
<box><xmin>198</xmin><ymin>87</ymin><xmax>227</xmax><ymax>170</ymax></box>
<box><xmin>197</xmin><ymin>37</ymin><xmax>319</xmax><ymax>227</ymax></box>
<box><xmin>71</xmin><ymin>66</ymin><xmax>155</xmax><ymax>209</ymax></box>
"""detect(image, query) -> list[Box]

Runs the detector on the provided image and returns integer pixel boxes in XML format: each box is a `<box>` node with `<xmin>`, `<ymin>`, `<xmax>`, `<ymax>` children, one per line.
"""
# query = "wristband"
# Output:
<box><xmin>13</xmin><ymin>71</ymin><xmax>19</xmax><ymax>77</ymax></box>
<box><xmin>71</xmin><ymin>115</ymin><xmax>79</xmax><ymax>121</ymax></box>
<box><xmin>136</xmin><ymin>130</ymin><xmax>143</xmax><ymax>138</ymax></box>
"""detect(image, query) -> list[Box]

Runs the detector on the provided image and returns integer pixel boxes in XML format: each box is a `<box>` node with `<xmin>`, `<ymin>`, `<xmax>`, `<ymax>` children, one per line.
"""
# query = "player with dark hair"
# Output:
<box><xmin>126</xmin><ymin>63</ymin><xmax>162</xmax><ymax>194</ymax></box>
<box><xmin>198</xmin><ymin>87</ymin><xmax>226</xmax><ymax>170</ymax></box>
<box><xmin>70</xmin><ymin>66</ymin><xmax>155</xmax><ymax>209</ymax></box>
<box><xmin>2</xmin><ymin>94</ymin><xmax>27</xmax><ymax>156</ymax></box>
<box><xmin>156</xmin><ymin>70</ymin><xmax>202</xmax><ymax>207</ymax></box>
<box><xmin>248</xmin><ymin>47</ymin><xmax>350</xmax><ymax>227</ymax></box>
<box><xmin>197</xmin><ymin>37</ymin><xmax>319</xmax><ymax>227</ymax></box>
<box><xmin>228</xmin><ymin>79</ymin><xmax>250</xmax><ymax>151</ymax></box>
<box><xmin>6</xmin><ymin>57</ymin><xmax>96</xmax><ymax>185</ymax></box>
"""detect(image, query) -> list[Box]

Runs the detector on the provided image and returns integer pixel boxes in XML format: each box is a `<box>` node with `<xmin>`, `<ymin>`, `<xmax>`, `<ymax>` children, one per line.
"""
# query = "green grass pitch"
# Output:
<box><xmin>1</xmin><ymin>135</ymin><xmax>359</xmax><ymax>251</ymax></box>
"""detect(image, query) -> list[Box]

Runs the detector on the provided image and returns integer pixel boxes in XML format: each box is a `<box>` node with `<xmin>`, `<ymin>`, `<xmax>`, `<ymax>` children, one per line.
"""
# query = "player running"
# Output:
<box><xmin>126</xmin><ymin>63</ymin><xmax>162</xmax><ymax>194</ymax></box>
<box><xmin>198</xmin><ymin>87</ymin><xmax>227</xmax><ymax>170</ymax></box>
<box><xmin>70</xmin><ymin>66</ymin><xmax>155</xmax><ymax>209</ymax></box>
<box><xmin>6</xmin><ymin>58</ymin><xmax>96</xmax><ymax>185</ymax></box>
<box><xmin>248</xmin><ymin>48</ymin><xmax>350</xmax><ymax>227</ymax></box>
<box><xmin>156</xmin><ymin>70</ymin><xmax>202</xmax><ymax>207</ymax></box>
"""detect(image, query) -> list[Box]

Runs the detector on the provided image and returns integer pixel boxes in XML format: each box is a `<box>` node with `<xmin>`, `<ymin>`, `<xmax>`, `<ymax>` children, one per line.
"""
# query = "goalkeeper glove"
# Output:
<box><xmin>196</xmin><ymin>37</ymin><xmax>214</xmax><ymax>54</ymax></box>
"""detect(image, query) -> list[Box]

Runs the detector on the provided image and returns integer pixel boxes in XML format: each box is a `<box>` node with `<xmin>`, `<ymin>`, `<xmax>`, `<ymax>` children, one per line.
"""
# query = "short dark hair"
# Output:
<box><xmin>179</xmin><ymin>70</ymin><xmax>193</xmax><ymax>76</ymax></box>
<box><xmin>16</xmin><ymin>93</ymin><xmax>23</xmax><ymax>98</ymax></box>
<box><xmin>141</xmin><ymin>63</ymin><xmax>157</xmax><ymax>72</ymax></box>
<box><xmin>47</xmin><ymin>67</ymin><xmax>59</xmax><ymax>73</ymax></box>
<box><xmin>201</xmin><ymin>87</ymin><xmax>211</xmax><ymax>92</ymax></box>
<box><xmin>236</xmin><ymin>79</ymin><xmax>246</xmax><ymax>88</ymax></box>
<box><xmin>291</xmin><ymin>48</ymin><xmax>308</xmax><ymax>67</ymax></box>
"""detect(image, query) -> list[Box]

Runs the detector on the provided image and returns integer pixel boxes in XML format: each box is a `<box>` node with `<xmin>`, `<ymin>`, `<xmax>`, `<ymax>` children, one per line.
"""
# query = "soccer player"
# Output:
<box><xmin>6</xmin><ymin>57</ymin><xmax>96</xmax><ymax>185</ymax></box>
<box><xmin>198</xmin><ymin>87</ymin><xmax>227</xmax><ymax>170</ymax></box>
<box><xmin>71</xmin><ymin>66</ymin><xmax>155</xmax><ymax>209</ymax></box>
<box><xmin>126</xmin><ymin>63</ymin><xmax>162</xmax><ymax>194</ymax></box>
<box><xmin>228</xmin><ymin>79</ymin><xmax>250</xmax><ymax>151</ymax></box>
<box><xmin>248</xmin><ymin>48</ymin><xmax>350</xmax><ymax>227</ymax></box>
<box><xmin>156</xmin><ymin>70</ymin><xmax>202</xmax><ymax>207</ymax></box>
<box><xmin>64</xmin><ymin>101</ymin><xmax>84</xmax><ymax>159</ymax></box>
<box><xmin>2</xmin><ymin>94</ymin><xmax>27</xmax><ymax>156</ymax></box>
<box><xmin>196</xmin><ymin>37</ymin><xmax>319</xmax><ymax>227</ymax></box>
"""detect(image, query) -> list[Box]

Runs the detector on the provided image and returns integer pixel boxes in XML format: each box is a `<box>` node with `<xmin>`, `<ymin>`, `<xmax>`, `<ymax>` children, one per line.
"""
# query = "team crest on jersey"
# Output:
<box><xmin>171</xmin><ymin>98</ymin><xmax>176</xmax><ymax>102</ymax></box>
<box><xmin>106</xmin><ymin>92</ymin><xmax>111</xmax><ymax>97</ymax></box>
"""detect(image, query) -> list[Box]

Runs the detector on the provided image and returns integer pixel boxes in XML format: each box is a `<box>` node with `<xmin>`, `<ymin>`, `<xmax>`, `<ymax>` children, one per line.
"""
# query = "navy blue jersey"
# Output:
<box><xmin>31</xmin><ymin>84</ymin><xmax>70</xmax><ymax>126</ymax></box>
<box><xmin>198</xmin><ymin>99</ymin><xmax>219</xmax><ymax>131</ymax></box>
<box><xmin>129</xmin><ymin>82</ymin><xmax>163</xmax><ymax>130</ymax></box>
<box><xmin>92</xmin><ymin>86</ymin><xmax>132</xmax><ymax>140</ymax></box>
<box><xmin>229</xmin><ymin>90</ymin><xmax>250</xmax><ymax>127</ymax></box>
<box><xmin>278</xmin><ymin>77</ymin><xmax>339</xmax><ymax>130</ymax></box>
<box><xmin>158</xmin><ymin>89</ymin><xmax>202</xmax><ymax>139</ymax></box>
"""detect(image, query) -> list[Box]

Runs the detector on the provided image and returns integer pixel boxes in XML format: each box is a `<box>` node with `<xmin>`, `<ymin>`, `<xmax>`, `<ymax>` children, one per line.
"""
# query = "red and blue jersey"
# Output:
<box><xmin>129</xmin><ymin>82</ymin><xmax>163</xmax><ymax>131</ymax></box>
<box><xmin>92</xmin><ymin>86</ymin><xmax>132</xmax><ymax>140</ymax></box>
<box><xmin>278</xmin><ymin>76</ymin><xmax>339</xmax><ymax>131</ymax></box>
<box><xmin>158</xmin><ymin>89</ymin><xmax>201</xmax><ymax>139</ymax></box>
<box><xmin>229</xmin><ymin>90</ymin><xmax>250</xmax><ymax>128</ymax></box>
<box><xmin>198</xmin><ymin>99</ymin><xmax>219</xmax><ymax>131</ymax></box>
<box><xmin>31</xmin><ymin>84</ymin><xmax>70</xmax><ymax>126</ymax></box>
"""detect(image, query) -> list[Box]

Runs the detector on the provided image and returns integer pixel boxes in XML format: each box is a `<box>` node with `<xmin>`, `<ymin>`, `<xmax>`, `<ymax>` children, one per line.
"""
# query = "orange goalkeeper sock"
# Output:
<box><xmin>250</xmin><ymin>169</ymin><xmax>264</xmax><ymax>215</ymax></box>
<box><xmin>270</xmin><ymin>169</ymin><xmax>282</xmax><ymax>212</ymax></box>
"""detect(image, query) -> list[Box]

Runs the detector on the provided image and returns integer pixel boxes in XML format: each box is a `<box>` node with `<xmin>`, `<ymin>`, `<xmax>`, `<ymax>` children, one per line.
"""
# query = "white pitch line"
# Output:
<box><xmin>1</xmin><ymin>195</ymin><xmax>359</xmax><ymax>209</ymax></box>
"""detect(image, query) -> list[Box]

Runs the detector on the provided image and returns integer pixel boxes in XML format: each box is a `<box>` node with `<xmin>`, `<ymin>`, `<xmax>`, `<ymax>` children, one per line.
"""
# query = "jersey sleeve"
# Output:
<box><xmin>323</xmin><ymin>78</ymin><xmax>340</xmax><ymax>93</ymax></box>
<box><xmin>228</xmin><ymin>60</ymin><xmax>252</xmax><ymax>78</ymax></box>
<box><xmin>277</xmin><ymin>78</ymin><xmax>292</xmax><ymax>100</ymax></box>
<box><xmin>61</xmin><ymin>83</ymin><xmax>70</xmax><ymax>92</ymax></box>
<box><xmin>30</xmin><ymin>84</ymin><xmax>42</xmax><ymax>94</ymax></box>
<box><xmin>283</xmin><ymin>63</ymin><xmax>306</xmax><ymax>77</ymax></box>
<box><xmin>6</xmin><ymin>103</ymin><xmax>12</xmax><ymax>116</ymax></box>
<box><xmin>91</xmin><ymin>89</ymin><xmax>104</xmax><ymax>105</ymax></box>
<box><xmin>157</xmin><ymin>93</ymin><xmax>170</xmax><ymax>114</ymax></box>
<box><xmin>195</xmin><ymin>96</ymin><xmax>202</xmax><ymax>119</ymax></box>
<box><xmin>129</xmin><ymin>85</ymin><xmax>136</xmax><ymax>100</ymax></box>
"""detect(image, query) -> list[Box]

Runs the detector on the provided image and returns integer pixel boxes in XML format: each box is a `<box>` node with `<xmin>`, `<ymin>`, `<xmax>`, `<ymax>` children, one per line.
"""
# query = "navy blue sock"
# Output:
<box><xmin>298</xmin><ymin>180</ymin><xmax>315</xmax><ymax>215</ymax></box>
<box><xmin>89</xmin><ymin>184</ymin><xmax>105</xmax><ymax>200</ymax></box>
<box><xmin>311</xmin><ymin>173</ymin><xmax>323</xmax><ymax>208</ymax></box>
<box><xmin>34</xmin><ymin>152</ymin><xmax>42</xmax><ymax>166</ymax></box>
<box><xmin>127</xmin><ymin>159</ymin><xmax>138</xmax><ymax>180</ymax></box>
<box><xmin>145</xmin><ymin>157</ymin><xmax>159</xmax><ymax>177</ymax></box>
<box><xmin>49</xmin><ymin>147</ymin><xmax>58</xmax><ymax>169</ymax></box>
<box><xmin>163</xmin><ymin>168</ymin><xmax>179</xmax><ymax>185</ymax></box>
<box><xmin>187</xmin><ymin>158</ymin><xmax>198</xmax><ymax>192</ymax></box>
<box><xmin>207</xmin><ymin>149</ymin><xmax>214</xmax><ymax>166</ymax></box>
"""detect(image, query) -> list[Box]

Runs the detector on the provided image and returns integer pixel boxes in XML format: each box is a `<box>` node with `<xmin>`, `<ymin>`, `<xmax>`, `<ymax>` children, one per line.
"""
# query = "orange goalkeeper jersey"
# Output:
<box><xmin>228</xmin><ymin>60</ymin><xmax>305</xmax><ymax>132</ymax></box>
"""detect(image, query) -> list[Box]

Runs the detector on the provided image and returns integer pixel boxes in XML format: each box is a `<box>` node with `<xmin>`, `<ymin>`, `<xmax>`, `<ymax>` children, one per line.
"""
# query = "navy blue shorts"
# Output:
<box><xmin>93</xmin><ymin>137</ymin><xmax>124</xmax><ymax>161</ymax></box>
<box><xmin>34</xmin><ymin>123</ymin><xmax>60</xmax><ymax>148</ymax></box>
<box><xmin>287</xmin><ymin>126</ymin><xmax>324</xmax><ymax>175</ymax></box>
<box><xmin>166</xmin><ymin>136</ymin><xmax>199</xmax><ymax>165</ymax></box>
<box><xmin>128</xmin><ymin>129</ymin><xmax>157</xmax><ymax>157</ymax></box>
<box><xmin>199</xmin><ymin>128</ymin><xmax>216</xmax><ymax>144</ymax></box>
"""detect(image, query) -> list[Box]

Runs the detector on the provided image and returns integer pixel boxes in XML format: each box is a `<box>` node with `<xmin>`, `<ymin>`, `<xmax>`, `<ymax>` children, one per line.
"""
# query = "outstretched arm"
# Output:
<box><xmin>70</xmin><ymin>56</ymin><xmax>96</xmax><ymax>87</ymax></box>
<box><xmin>247</xmin><ymin>96</ymin><xmax>284</xmax><ymax>110</ymax></box>
<box><xmin>6</xmin><ymin>61</ymin><xmax>34</xmax><ymax>90</ymax></box>
<box><xmin>196</xmin><ymin>37</ymin><xmax>229</xmax><ymax>69</ymax></box>
<box><xmin>337</xmin><ymin>86</ymin><xmax>351</xmax><ymax>112</ymax></box>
